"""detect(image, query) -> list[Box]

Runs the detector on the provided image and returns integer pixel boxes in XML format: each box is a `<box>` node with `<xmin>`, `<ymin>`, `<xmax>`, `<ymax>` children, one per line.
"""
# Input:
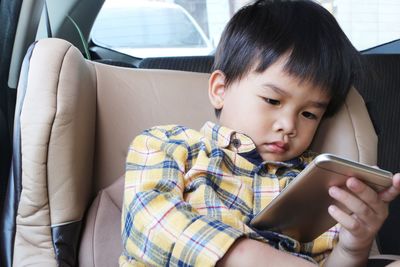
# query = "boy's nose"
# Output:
<box><xmin>273</xmin><ymin>115</ymin><xmax>297</xmax><ymax>137</ymax></box>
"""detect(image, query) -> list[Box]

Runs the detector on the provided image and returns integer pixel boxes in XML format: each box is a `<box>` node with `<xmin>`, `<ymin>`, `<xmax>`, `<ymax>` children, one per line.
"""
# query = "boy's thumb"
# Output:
<box><xmin>380</xmin><ymin>173</ymin><xmax>400</xmax><ymax>202</ymax></box>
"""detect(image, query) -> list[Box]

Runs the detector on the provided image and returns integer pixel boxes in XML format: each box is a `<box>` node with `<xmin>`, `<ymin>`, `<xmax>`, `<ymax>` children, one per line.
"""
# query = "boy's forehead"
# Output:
<box><xmin>250</xmin><ymin>56</ymin><xmax>332</xmax><ymax>99</ymax></box>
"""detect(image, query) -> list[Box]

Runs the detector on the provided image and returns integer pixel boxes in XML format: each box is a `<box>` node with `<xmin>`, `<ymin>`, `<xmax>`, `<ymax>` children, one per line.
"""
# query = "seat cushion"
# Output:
<box><xmin>80</xmin><ymin>172</ymin><xmax>382</xmax><ymax>267</ymax></box>
<box><xmin>79</xmin><ymin>177</ymin><xmax>124</xmax><ymax>267</ymax></box>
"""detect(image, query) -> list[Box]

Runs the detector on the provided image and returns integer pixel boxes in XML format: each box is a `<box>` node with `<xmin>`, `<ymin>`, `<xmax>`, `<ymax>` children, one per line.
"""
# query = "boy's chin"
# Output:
<box><xmin>261</xmin><ymin>153</ymin><xmax>294</xmax><ymax>163</ymax></box>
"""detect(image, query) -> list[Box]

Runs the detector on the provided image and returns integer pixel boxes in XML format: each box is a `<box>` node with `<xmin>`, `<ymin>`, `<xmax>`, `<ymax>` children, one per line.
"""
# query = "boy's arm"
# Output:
<box><xmin>217</xmin><ymin>238</ymin><xmax>316</xmax><ymax>267</ymax></box>
<box><xmin>121</xmin><ymin>127</ymin><xmax>244</xmax><ymax>266</ymax></box>
<box><xmin>323</xmin><ymin>173</ymin><xmax>400</xmax><ymax>267</ymax></box>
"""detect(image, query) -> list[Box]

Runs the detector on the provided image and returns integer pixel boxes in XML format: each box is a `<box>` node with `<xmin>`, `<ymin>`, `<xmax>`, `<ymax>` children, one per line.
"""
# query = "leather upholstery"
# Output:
<box><xmin>11</xmin><ymin>39</ymin><xmax>96</xmax><ymax>266</ymax></box>
<box><xmin>92</xmin><ymin>64</ymin><xmax>215</xmax><ymax>192</ymax></box>
<box><xmin>6</xmin><ymin>38</ymin><xmax>380</xmax><ymax>266</ymax></box>
<box><xmin>79</xmin><ymin>177</ymin><xmax>124</xmax><ymax>267</ymax></box>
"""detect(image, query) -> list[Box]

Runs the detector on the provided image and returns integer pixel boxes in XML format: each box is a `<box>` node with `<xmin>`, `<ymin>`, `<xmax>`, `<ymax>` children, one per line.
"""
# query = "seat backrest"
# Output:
<box><xmin>4</xmin><ymin>38</ymin><xmax>378</xmax><ymax>266</ymax></box>
<box><xmin>92</xmin><ymin>61</ymin><xmax>216</xmax><ymax>192</ymax></box>
<box><xmin>138</xmin><ymin>56</ymin><xmax>214</xmax><ymax>73</ymax></box>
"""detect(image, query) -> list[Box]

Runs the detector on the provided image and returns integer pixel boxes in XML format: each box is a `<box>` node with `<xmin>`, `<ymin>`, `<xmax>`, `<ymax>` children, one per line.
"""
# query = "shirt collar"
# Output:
<box><xmin>264</xmin><ymin>153</ymin><xmax>312</xmax><ymax>174</ymax></box>
<box><xmin>200</xmin><ymin>121</ymin><xmax>256</xmax><ymax>153</ymax></box>
<box><xmin>200</xmin><ymin>121</ymin><xmax>312</xmax><ymax>171</ymax></box>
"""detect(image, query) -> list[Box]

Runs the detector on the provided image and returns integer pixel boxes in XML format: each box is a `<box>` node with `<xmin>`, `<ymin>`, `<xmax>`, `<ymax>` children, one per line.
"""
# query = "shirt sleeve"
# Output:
<box><xmin>120</xmin><ymin>126</ymin><xmax>244</xmax><ymax>267</ymax></box>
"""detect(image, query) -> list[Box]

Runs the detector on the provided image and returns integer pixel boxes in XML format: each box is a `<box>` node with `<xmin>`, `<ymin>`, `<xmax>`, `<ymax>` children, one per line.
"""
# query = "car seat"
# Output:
<box><xmin>1</xmin><ymin>38</ymin><xmax>396</xmax><ymax>266</ymax></box>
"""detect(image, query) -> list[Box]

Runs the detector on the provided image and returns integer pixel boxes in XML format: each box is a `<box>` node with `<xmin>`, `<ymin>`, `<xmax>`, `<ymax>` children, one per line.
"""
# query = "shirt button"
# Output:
<box><xmin>232</xmin><ymin>138</ymin><xmax>241</xmax><ymax>148</ymax></box>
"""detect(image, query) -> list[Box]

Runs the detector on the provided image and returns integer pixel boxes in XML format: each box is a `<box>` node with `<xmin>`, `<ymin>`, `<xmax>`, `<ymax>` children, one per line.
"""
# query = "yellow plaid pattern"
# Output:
<box><xmin>120</xmin><ymin>122</ymin><xmax>339</xmax><ymax>266</ymax></box>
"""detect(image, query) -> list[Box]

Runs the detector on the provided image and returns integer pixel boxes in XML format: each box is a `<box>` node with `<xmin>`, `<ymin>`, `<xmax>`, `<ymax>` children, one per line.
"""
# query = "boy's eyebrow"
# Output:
<box><xmin>263</xmin><ymin>83</ymin><xmax>329</xmax><ymax>109</ymax></box>
<box><xmin>309</xmin><ymin>100</ymin><xmax>329</xmax><ymax>109</ymax></box>
<box><xmin>263</xmin><ymin>83</ymin><xmax>290</xmax><ymax>97</ymax></box>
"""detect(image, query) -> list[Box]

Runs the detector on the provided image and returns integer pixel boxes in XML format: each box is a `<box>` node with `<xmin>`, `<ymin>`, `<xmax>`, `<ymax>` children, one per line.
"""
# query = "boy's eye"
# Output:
<box><xmin>264</xmin><ymin>98</ymin><xmax>280</xmax><ymax>105</ymax></box>
<box><xmin>302</xmin><ymin>111</ymin><xmax>318</xmax><ymax>120</ymax></box>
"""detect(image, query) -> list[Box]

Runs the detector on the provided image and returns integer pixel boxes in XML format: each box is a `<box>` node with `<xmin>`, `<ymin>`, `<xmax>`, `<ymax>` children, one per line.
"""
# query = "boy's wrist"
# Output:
<box><xmin>327</xmin><ymin>240</ymin><xmax>372</xmax><ymax>267</ymax></box>
<box><xmin>337</xmin><ymin>238</ymin><xmax>373</xmax><ymax>257</ymax></box>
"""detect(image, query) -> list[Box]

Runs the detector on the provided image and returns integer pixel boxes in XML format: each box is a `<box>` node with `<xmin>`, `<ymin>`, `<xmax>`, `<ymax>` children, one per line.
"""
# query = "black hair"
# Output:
<box><xmin>212</xmin><ymin>0</ymin><xmax>362</xmax><ymax>117</ymax></box>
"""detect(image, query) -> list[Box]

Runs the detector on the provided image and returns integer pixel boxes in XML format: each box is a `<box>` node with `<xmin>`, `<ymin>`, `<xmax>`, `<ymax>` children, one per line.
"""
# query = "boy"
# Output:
<box><xmin>120</xmin><ymin>0</ymin><xmax>400</xmax><ymax>266</ymax></box>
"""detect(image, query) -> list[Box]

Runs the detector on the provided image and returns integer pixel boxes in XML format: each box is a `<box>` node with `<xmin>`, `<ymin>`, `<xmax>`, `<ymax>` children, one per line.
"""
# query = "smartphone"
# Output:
<box><xmin>250</xmin><ymin>153</ymin><xmax>393</xmax><ymax>242</ymax></box>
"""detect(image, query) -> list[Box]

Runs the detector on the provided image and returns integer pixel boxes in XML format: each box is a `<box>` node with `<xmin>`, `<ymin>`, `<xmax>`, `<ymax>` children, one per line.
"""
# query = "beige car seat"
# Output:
<box><xmin>4</xmin><ymin>38</ymin><xmax>380</xmax><ymax>266</ymax></box>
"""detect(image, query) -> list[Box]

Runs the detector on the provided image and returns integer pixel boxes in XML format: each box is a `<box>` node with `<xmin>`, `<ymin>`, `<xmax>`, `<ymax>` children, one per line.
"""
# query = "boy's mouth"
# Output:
<box><xmin>266</xmin><ymin>141</ymin><xmax>288</xmax><ymax>153</ymax></box>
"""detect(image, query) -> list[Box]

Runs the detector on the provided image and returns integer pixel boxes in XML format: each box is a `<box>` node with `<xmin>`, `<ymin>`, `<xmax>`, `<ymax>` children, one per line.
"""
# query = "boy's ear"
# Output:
<box><xmin>208</xmin><ymin>70</ymin><xmax>226</xmax><ymax>109</ymax></box>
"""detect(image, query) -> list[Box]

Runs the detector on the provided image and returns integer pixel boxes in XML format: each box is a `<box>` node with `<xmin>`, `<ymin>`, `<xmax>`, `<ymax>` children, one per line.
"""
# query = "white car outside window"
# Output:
<box><xmin>91</xmin><ymin>1</ymin><xmax>213</xmax><ymax>58</ymax></box>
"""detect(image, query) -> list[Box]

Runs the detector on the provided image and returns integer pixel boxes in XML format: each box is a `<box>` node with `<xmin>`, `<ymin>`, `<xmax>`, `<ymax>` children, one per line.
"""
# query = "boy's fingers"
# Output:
<box><xmin>380</xmin><ymin>173</ymin><xmax>400</xmax><ymax>202</ymax></box>
<box><xmin>346</xmin><ymin>178</ymin><xmax>382</xmax><ymax>212</ymax></box>
<box><xmin>328</xmin><ymin>205</ymin><xmax>361</xmax><ymax>233</ymax></box>
<box><xmin>328</xmin><ymin>184</ymin><xmax>384</xmax><ymax>223</ymax></box>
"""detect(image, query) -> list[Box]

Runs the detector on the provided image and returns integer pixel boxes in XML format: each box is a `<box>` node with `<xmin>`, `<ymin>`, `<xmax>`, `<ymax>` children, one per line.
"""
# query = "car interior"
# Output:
<box><xmin>0</xmin><ymin>0</ymin><xmax>400</xmax><ymax>266</ymax></box>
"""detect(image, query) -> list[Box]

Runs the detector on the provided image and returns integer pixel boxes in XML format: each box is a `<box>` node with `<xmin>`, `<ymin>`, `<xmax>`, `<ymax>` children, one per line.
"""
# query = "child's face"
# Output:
<box><xmin>209</xmin><ymin>58</ymin><xmax>331</xmax><ymax>162</ymax></box>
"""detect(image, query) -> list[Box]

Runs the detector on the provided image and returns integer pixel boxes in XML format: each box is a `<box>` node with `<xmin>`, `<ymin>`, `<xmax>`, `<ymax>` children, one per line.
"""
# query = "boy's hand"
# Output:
<box><xmin>327</xmin><ymin>173</ymin><xmax>400</xmax><ymax>254</ymax></box>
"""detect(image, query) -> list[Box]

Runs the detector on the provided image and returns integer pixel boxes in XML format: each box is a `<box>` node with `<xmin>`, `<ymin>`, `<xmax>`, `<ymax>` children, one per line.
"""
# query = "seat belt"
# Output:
<box><xmin>43</xmin><ymin>1</ymin><xmax>91</xmax><ymax>59</ymax></box>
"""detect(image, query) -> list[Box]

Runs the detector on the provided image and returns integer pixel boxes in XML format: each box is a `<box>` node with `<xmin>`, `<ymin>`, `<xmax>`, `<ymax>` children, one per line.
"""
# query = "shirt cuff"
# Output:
<box><xmin>170</xmin><ymin>216</ymin><xmax>244</xmax><ymax>266</ymax></box>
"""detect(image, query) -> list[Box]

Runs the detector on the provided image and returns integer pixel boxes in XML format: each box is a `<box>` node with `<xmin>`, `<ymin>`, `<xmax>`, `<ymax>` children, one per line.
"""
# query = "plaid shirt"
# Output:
<box><xmin>120</xmin><ymin>122</ymin><xmax>339</xmax><ymax>266</ymax></box>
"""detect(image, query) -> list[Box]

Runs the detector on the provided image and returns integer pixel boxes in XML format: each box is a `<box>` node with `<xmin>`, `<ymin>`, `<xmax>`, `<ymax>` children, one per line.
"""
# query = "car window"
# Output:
<box><xmin>91</xmin><ymin>1</ymin><xmax>213</xmax><ymax>58</ymax></box>
<box><xmin>92</xmin><ymin>4</ymin><xmax>207</xmax><ymax>48</ymax></box>
<box><xmin>91</xmin><ymin>0</ymin><xmax>400</xmax><ymax>58</ymax></box>
<box><xmin>317</xmin><ymin>0</ymin><xmax>400</xmax><ymax>51</ymax></box>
